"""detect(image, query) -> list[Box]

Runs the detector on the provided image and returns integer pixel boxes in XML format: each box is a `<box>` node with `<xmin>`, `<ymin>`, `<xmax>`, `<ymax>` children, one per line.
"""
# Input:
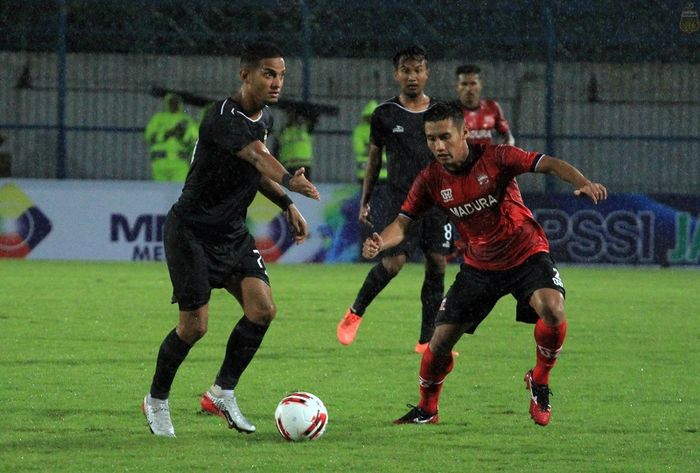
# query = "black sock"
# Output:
<box><xmin>150</xmin><ymin>328</ymin><xmax>192</xmax><ymax>400</ymax></box>
<box><xmin>419</xmin><ymin>272</ymin><xmax>445</xmax><ymax>343</ymax></box>
<box><xmin>215</xmin><ymin>316</ymin><xmax>269</xmax><ymax>390</ymax></box>
<box><xmin>352</xmin><ymin>263</ymin><xmax>395</xmax><ymax>316</ymax></box>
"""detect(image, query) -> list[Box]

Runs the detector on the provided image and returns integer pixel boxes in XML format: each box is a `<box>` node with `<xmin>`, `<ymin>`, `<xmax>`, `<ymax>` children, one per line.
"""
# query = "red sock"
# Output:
<box><xmin>533</xmin><ymin>319</ymin><xmax>567</xmax><ymax>385</ymax></box>
<box><xmin>417</xmin><ymin>345</ymin><xmax>454</xmax><ymax>415</ymax></box>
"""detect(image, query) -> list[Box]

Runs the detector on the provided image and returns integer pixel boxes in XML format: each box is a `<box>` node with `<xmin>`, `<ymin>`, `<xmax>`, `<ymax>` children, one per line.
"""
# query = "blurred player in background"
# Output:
<box><xmin>142</xmin><ymin>41</ymin><xmax>320</xmax><ymax>437</ymax></box>
<box><xmin>455</xmin><ymin>64</ymin><xmax>515</xmax><ymax>146</ymax></box>
<box><xmin>360</xmin><ymin>102</ymin><xmax>607</xmax><ymax>427</ymax></box>
<box><xmin>337</xmin><ymin>45</ymin><xmax>452</xmax><ymax>354</ymax></box>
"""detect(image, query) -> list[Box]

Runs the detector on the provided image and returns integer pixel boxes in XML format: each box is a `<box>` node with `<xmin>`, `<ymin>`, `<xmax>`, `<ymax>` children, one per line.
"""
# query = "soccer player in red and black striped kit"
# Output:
<box><xmin>455</xmin><ymin>64</ymin><xmax>515</xmax><ymax>146</ymax></box>
<box><xmin>362</xmin><ymin>102</ymin><xmax>607</xmax><ymax>426</ymax></box>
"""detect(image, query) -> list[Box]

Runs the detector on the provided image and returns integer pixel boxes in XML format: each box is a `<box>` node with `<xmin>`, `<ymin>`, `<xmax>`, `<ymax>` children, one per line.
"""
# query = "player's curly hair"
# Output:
<box><xmin>241</xmin><ymin>41</ymin><xmax>283</xmax><ymax>68</ymax></box>
<box><xmin>392</xmin><ymin>45</ymin><xmax>428</xmax><ymax>69</ymax></box>
<box><xmin>424</xmin><ymin>101</ymin><xmax>464</xmax><ymax>126</ymax></box>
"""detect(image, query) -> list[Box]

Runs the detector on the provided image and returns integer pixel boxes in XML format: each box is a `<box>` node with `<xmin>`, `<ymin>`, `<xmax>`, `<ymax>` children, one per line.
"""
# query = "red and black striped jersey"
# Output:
<box><xmin>461</xmin><ymin>99</ymin><xmax>511</xmax><ymax>145</ymax></box>
<box><xmin>401</xmin><ymin>143</ymin><xmax>549</xmax><ymax>270</ymax></box>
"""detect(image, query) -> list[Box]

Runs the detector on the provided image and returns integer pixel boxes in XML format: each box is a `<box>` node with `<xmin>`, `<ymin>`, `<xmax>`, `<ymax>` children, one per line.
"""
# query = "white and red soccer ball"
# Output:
<box><xmin>274</xmin><ymin>392</ymin><xmax>328</xmax><ymax>441</ymax></box>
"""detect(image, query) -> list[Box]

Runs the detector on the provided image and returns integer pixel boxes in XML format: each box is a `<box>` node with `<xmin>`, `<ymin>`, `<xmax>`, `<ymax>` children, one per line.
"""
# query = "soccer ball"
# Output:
<box><xmin>274</xmin><ymin>392</ymin><xmax>328</xmax><ymax>441</ymax></box>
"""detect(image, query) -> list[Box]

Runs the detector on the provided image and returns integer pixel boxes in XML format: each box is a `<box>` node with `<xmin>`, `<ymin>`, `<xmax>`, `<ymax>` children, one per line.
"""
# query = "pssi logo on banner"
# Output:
<box><xmin>0</xmin><ymin>183</ymin><xmax>52</xmax><ymax>258</ymax></box>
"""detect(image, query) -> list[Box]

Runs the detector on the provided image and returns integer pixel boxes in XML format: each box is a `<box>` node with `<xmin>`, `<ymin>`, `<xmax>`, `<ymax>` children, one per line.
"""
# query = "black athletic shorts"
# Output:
<box><xmin>436</xmin><ymin>252</ymin><xmax>565</xmax><ymax>334</ymax></box>
<box><xmin>163</xmin><ymin>210</ymin><xmax>269</xmax><ymax>311</ymax></box>
<box><xmin>379</xmin><ymin>190</ymin><xmax>453</xmax><ymax>257</ymax></box>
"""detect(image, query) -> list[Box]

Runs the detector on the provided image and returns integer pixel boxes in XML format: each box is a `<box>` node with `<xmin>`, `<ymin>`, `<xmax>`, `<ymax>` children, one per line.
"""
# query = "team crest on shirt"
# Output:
<box><xmin>440</xmin><ymin>188</ymin><xmax>454</xmax><ymax>202</ymax></box>
<box><xmin>392</xmin><ymin>125</ymin><xmax>404</xmax><ymax>133</ymax></box>
<box><xmin>477</xmin><ymin>174</ymin><xmax>489</xmax><ymax>186</ymax></box>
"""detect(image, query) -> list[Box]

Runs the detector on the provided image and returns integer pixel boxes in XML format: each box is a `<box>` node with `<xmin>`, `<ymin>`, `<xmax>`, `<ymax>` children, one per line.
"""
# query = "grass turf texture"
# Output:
<box><xmin>0</xmin><ymin>260</ymin><xmax>698</xmax><ymax>472</ymax></box>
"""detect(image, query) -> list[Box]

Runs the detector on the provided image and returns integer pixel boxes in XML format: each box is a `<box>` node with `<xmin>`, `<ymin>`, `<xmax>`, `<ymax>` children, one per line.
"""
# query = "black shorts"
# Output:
<box><xmin>379</xmin><ymin>190</ymin><xmax>453</xmax><ymax>257</ymax></box>
<box><xmin>436</xmin><ymin>252</ymin><xmax>565</xmax><ymax>334</ymax></box>
<box><xmin>164</xmin><ymin>211</ymin><xmax>270</xmax><ymax>311</ymax></box>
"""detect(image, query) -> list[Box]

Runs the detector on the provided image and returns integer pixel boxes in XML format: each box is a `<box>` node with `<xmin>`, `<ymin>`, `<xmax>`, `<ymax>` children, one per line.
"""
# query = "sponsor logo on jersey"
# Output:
<box><xmin>440</xmin><ymin>188</ymin><xmax>453</xmax><ymax>202</ymax></box>
<box><xmin>477</xmin><ymin>174</ymin><xmax>489</xmax><ymax>186</ymax></box>
<box><xmin>467</xmin><ymin>129</ymin><xmax>493</xmax><ymax>140</ymax></box>
<box><xmin>448</xmin><ymin>194</ymin><xmax>498</xmax><ymax>218</ymax></box>
<box><xmin>392</xmin><ymin>125</ymin><xmax>404</xmax><ymax>133</ymax></box>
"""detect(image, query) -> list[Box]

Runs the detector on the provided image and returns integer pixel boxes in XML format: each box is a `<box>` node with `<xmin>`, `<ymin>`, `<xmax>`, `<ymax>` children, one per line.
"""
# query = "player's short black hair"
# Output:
<box><xmin>240</xmin><ymin>41</ymin><xmax>283</xmax><ymax>68</ymax></box>
<box><xmin>455</xmin><ymin>64</ymin><xmax>481</xmax><ymax>76</ymax></box>
<box><xmin>393</xmin><ymin>45</ymin><xmax>428</xmax><ymax>69</ymax></box>
<box><xmin>424</xmin><ymin>101</ymin><xmax>464</xmax><ymax>126</ymax></box>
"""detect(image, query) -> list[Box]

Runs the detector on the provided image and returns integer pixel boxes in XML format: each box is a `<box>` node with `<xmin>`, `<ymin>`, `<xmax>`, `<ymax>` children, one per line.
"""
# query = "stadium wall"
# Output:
<box><xmin>0</xmin><ymin>53</ymin><xmax>698</xmax><ymax>193</ymax></box>
<box><xmin>1</xmin><ymin>179</ymin><xmax>698</xmax><ymax>266</ymax></box>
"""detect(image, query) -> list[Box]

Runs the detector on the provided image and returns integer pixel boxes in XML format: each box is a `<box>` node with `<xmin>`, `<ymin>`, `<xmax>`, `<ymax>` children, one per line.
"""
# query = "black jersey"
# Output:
<box><xmin>171</xmin><ymin>98</ymin><xmax>274</xmax><ymax>240</ymax></box>
<box><xmin>370</xmin><ymin>96</ymin><xmax>437</xmax><ymax>196</ymax></box>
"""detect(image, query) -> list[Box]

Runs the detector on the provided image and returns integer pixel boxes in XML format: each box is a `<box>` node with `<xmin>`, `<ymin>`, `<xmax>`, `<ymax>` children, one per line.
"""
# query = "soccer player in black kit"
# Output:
<box><xmin>142</xmin><ymin>42</ymin><xmax>320</xmax><ymax>437</ymax></box>
<box><xmin>337</xmin><ymin>46</ymin><xmax>453</xmax><ymax>353</ymax></box>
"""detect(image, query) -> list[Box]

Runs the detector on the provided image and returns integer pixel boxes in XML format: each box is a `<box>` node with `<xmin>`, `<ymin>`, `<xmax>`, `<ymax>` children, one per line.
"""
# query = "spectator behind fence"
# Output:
<box><xmin>144</xmin><ymin>93</ymin><xmax>199</xmax><ymax>181</ymax></box>
<box><xmin>277</xmin><ymin>108</ymin><xmax>314</xmax><ymax>180</ymax></box>
<box><xmin>353</xmin><ymin>100</ymin><xmax>388</xmax><ymax>185</ymax></box>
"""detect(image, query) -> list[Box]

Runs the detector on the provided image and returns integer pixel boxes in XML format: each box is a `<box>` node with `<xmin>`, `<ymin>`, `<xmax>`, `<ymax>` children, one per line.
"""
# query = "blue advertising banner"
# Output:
<box><xmin>1</xmin><ymin>179</ymin><xmax>697</xmax><ymax>265</ymax></box>
<box><xmin>526</xmin><ymin>193</ymin><xmax>700</xmax><ymax>266</ymax></box>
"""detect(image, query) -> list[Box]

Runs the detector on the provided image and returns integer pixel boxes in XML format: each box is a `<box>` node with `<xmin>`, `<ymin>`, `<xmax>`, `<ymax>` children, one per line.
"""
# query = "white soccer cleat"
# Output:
<box><xmin>200</xmin><ymin>390</ymin><xmax>256</xmax><ymax>433</ymax></box>
<box><xmin>142</xmin><ymin>394</ymin><xmax>176</xmax><ymax>437</ymax></box>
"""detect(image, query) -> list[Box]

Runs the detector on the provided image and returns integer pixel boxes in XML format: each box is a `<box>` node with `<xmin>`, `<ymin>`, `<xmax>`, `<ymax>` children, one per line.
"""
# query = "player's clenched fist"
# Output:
<box><xmin>362</xmin><ymin>232</ymin><xmax>383</xmax><ymax>259</ymax></box>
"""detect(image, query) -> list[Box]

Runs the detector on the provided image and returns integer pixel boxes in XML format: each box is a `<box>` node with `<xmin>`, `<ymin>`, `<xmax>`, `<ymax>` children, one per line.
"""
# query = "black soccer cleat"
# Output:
<box><xmin>393</xmin><ymin>404</ymin><xmax>439</xmax><ymax>425</ymax></box>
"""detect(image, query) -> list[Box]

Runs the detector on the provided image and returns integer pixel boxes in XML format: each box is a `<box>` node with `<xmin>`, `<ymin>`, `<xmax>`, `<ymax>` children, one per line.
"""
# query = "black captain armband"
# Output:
<box><xmin>271</xmin><ymin>193</ymin><xmax>294</xmax><ymax>210</ymax></box>
<box><xmin>281</xmin><ymin>172</ymin><xmax>292</xmax><ymax>189</ymax></box>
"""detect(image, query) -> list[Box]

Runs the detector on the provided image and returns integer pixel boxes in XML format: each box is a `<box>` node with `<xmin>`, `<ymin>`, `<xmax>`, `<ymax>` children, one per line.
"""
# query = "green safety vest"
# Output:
<box><xmin>278</xmin><ymin>124</ymin><xmax>313</xmax><ymax>169</ymax></box>
<box><xmin>353</xmin><ymin>121</ymin><xmax>387</xmax><ymax>182</ymax></box>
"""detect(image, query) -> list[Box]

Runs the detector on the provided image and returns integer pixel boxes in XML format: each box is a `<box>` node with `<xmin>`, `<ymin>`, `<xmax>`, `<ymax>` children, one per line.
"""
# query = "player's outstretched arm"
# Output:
<box><xmin>536</xmin><ymin>156</ymin><xmax>608</xmax><ymax>204</ymax></box>
<box><xmin>362</xmin><ymin>215</ymin><xmax>412</xmax><ymax>258</ymax></box>
<box><xmin>238</xmin><ymin>140</ymin><xmax>320</xmax><ymax>200</ymax></box>
<box><xmin>358</xmin><ymin>144</ymin><xmax>384</xmax><ymax>225</ymax></box>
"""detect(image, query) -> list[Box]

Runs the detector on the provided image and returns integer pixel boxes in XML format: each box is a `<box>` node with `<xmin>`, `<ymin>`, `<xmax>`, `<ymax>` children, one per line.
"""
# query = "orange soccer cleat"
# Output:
<box><xmin>337</xmin><ymin>309</ymin><xmax>363</xmax><ymax>345</ymax></box>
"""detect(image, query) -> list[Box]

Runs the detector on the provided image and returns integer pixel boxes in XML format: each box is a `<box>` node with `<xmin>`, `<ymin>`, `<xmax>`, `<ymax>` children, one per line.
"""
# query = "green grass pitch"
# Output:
<box><xmin>1</xmin><ymin>260</ymin><xmax>698</xmax><ymax>472</ymax></box>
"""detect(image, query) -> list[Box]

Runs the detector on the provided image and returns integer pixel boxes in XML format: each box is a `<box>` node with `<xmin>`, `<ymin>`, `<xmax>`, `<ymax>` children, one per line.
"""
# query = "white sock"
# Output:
<box><xmin>210</xmin><ymin>384</ymin><xmax>233</xmax><ymax>398</ymax></box>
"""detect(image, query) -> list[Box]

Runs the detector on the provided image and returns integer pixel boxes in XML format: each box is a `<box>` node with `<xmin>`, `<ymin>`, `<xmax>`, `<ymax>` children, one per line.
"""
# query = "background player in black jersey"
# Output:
<box><xmin>142</xmin><ymin>42</ymin><xmax>320</xmax><ymax>437</ymax></box>
<box><xmin>337</xmin><ymin>46</ymin><xmax>452</xmax><ymax>354</ymax></box>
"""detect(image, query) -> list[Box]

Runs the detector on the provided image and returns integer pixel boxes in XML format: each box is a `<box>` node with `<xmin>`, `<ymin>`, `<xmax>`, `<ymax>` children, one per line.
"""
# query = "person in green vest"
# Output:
<box><xmin>277</xmin><ymin>108</ymin><xmax>314</xmax><ymax>180</ymax></box>
<box><xmin>144</xmin><ymin>93</ymin><xmax>198</xmax><ymax>181</ymax></box>
<box><xmin>353</xmin><ymin>100</ymin><xmax>388</xmax><ymax>185</ymax></box>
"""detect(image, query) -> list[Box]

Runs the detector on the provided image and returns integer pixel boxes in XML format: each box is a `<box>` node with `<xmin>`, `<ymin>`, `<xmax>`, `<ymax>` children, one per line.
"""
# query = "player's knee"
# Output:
<box><xmin>248</xmin><ymin>302</ymin><xmax>277</xmax><ymax>325</ymax></box>
<box><xmin>539</xmin><ymin>299</ymin><xmax>566</xmax><ymax>325</ymax></box>
<box><xmin>425</xmin><ymin>253</ymin><xmax>446</xmax><ymax>274</ymax></box>
<box><xmin>178</xmin><ymin>323</ymin><xmax>207</xmax><ymax>344</ymax></box>
<box><xmin>382</xmin><ymin>257</ymin><xmax>405</xmax><ymax>276</ymax></box>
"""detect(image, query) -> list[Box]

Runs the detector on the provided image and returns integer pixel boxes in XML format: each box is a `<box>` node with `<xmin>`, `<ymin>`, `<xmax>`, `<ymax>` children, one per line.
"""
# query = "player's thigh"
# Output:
<box><xmin>223</xmin><ymin>243</ymin><xmax>274</xmax><ymax>324</ymax></box>
<box><xmin>509</xmin><ymin>252</ymin><xmax>566</xmax><ymax>324</ymax></box>
<box><xmin>164</xmin><ymin>211</ymin><xmax>212</xmax><ymax>311</ymax></box>
<box><xmin>436</xmin><ymin>264</ymin><xmax>500</xmax><ymax>334</ymax></box>
<box><xmin>236</xmin><ymin>277</ymin><xmax>276</xmax><ymax>325</ymax></box>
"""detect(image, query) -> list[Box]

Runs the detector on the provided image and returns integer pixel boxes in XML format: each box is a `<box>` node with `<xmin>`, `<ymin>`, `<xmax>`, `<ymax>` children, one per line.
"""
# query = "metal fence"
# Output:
<box><xmin>1</xmin><ymin>1</ymin><xmax>699</xmax><ymax>194</ymax></box>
